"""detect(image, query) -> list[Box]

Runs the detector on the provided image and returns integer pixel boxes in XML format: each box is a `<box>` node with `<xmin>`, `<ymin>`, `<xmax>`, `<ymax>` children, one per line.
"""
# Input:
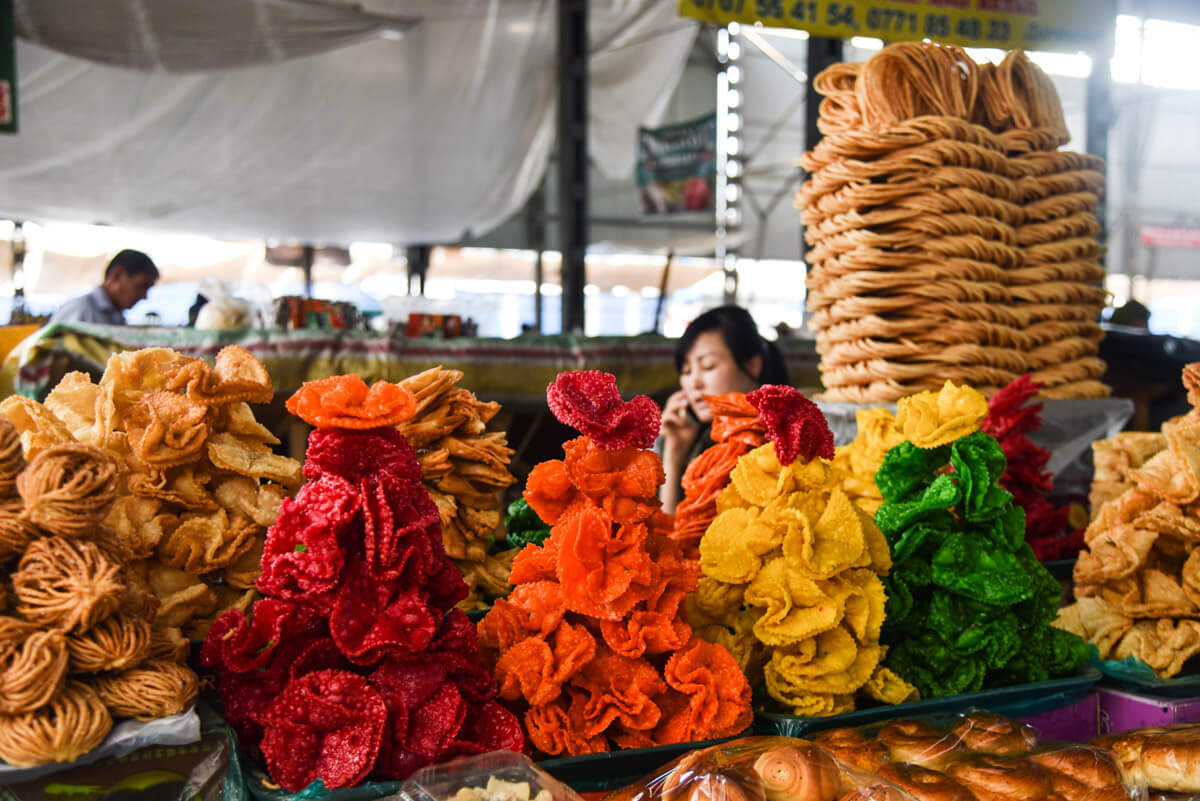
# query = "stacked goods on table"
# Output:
<box><xmin>479</xmin><ymin>371</ymin><xmax>752</xmax><ymax>755</ymax></box>
<box><xmin>693</xmin><ymin>386</ymin><xmax>917</xmax><ymax>716</ymax></box>
<box><xmin>1089</xmin><ymin>430</ymin><xmax>1167</xmax><ymax>517</ymax></box>
<box><xmin>1</xmin><ymin>347</ymin><xmax>303</xmax><ymax>643</ymax></box>
<box><xmin>837</xmin><ymin>374</ymin><xmax>1080</xmax><ymax>563</ymax></box>
<box><xmin>1055</xmin><ymin>364</ymin><xmax>1200</xmax><ymax>678</ymax></box>
<box><xmin>799</xmin><ymin>43</ymin><xmax>1108</xmax><ymax>402</ymax></box>
<box><xmin>672</xmin><ymin>393</ymin><xmax>766</xmax><ymax>558</ymax></box>
<box><xmin>204</xmin><ymin>375</ymin><xmax>522</xmax><ymax>792</ymax></box>
<box><xmin>873</xmin><ymin>382</ymin><xmax>1090</xmax><ymax>697</ymax></box>
<box><xmin>0</xmin><ymin>418</ymin><xmax>198</xmax><ymax>768</ymax></box>
<box><xmin>605</xmin><ymin>714</ymin><xmax>1136</xmax><ymax>801</ymax></box>
<box><xmin>397</xmin><ymin>367</ymin><xmax>517</xmax><ymax>609</ymax></box>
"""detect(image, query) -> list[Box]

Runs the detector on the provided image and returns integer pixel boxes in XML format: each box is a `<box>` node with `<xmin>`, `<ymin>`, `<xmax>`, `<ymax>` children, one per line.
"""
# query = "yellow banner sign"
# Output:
<box><xmin>678</xmin><ymin>0</ymin><xmax>1114</xmax><ymax>53</ymax></box>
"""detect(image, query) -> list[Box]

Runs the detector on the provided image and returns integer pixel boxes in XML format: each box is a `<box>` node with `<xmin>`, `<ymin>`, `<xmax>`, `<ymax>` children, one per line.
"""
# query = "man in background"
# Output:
<box><xmin>49</xmin><ymin>249</ymin><xmax>159</xmax><ymax>325</ymax></box>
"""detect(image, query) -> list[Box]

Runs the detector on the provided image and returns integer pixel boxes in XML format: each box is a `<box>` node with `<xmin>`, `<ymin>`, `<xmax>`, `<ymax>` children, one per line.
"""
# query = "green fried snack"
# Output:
<box><xmin>876</xmin><ymin>422</ymin><xmax>1089</xmax><ymax>699</ymax></box>
<box><xmin>503</xmin><ymin>498</ymin><xmax>551</xmax><ymax>549</ymax></box>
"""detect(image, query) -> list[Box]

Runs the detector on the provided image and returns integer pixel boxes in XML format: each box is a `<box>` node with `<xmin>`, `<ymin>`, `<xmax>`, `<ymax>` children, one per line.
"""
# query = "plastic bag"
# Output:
<box><xmin>194</xmin><ymin>279</ymin><xmax>264</xmax><ymax>330</ymax></box>
<box><xmin>601</xmin><ymin>711</ymin><xmax>1148</xmax><ymax>801</ymax></box>
<box><xmin>599</xmin><ymin>736</ymin><xmax>920</xmax><ymax>801</ymax></box>
<box><xmin>387</xmin><ymin>752</ymin><xmax>581</xmax><ymax>801</ymax></box>
<box><xmin>1092</xmin><ymin>724</ymin><xmax>1200</xmax><ymax>797</ymax></box>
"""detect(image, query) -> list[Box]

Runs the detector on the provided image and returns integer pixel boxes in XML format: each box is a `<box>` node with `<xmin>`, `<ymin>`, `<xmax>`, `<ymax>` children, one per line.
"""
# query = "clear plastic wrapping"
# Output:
<box><xmin>388</xmin><ymin>752</ymin><xmax>582</xmax><ymax>801</ymax></box>
<box><xmin>601</xmin><ymin>711</ymin><xmax>1149</xmax><ymax>801</ymax></box>
<box><xmin>1092</xmin><ymin>724</ymin><xmax>1200</xmax><ymax>797</ymax></box>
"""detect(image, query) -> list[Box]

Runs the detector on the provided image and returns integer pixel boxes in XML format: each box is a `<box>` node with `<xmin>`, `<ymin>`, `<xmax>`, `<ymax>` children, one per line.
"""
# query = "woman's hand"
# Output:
<box><xmin>661</xmin><ymin>390</ymin><xmax>700</xmax><ymax>456</ymax></box>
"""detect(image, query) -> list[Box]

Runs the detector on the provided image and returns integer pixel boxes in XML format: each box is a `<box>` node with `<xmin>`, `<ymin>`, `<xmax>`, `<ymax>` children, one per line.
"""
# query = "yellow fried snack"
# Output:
<box><xmin>862</xmin><ymin>664</ymin><xmax>920</xmax><ymax>705</ymax></box>
<box><xmin>834</xmin><ymin>408</ymin><xmax>905</xmax><ymax>515</ymax></box>
<box><xmin>145</xmin><ymin>562</ymin><xmax>218</xmax><ymax>628</ymax></box>
<box><xmin>218</xmin><ymin>402</ymin><xmax>280</xmax><ymax>445</ymax></box>
<box><xmin>695</xmin><ymin>414</ymin><xmax>894</xmax><ymax>716</ymax></box>
<box><xmin>90</xmin><ymin>660</ymin><xmax>199</xmax><ymax>721</ymax></box>
<box><xmin>222</xmin><ymin>538</ymin><xmax>264</xmax><ymax>589</ymax></box>
<box><xmin>43</xmin><ymin>372</ymin><xmax>101</xmax><ymax>445</ymax></box>
<box><xmin>66</xmin><ymin>613</ymin><xmax>152</xmax><ymax>674</ymax></box>
<box><xmin>0</xmin><ymin>681</ymin><xmax>112</xmax><ymax>767</ymax></box>
<box><xmin>104</xmin><ymin>496</ymin><xmax>177</xmax><ymax>559</ymax></box>
<box><xmin>156</xmin><ymin>508</ymin><xmax>260</xmax><ymax>574</ymax></box>
<box><xmin>212</xmin><ymin>476</ymin><xmax>287</xmax><ymax>528</ymax></box>
<box><xmin>895</xmin><ymin>380</ymin><xmax>988</xmax><ymax>449</ymax></box>
<box><xmin>13</xmin><ymin>537</ymin><xmax>126</xmax><ymax>633</ymax></box>
<box><xmin>124</xmin><ymin>392</ymin><xmax>213</xmax><ymax>469</ymax></box>
<box><xmin>17</xmin><ymin>443</ymin><xmax>120</xmax><ymax>539</ymax></box>
<box><xmin>0</xmin><ymin>396</ymin><xmax>75</xmax><ymax>459</ymax></box>
<box><xmin>165</xmin><ymin>345</ymin><xmax>272</xmax><ymax>406</ymax></box>
<box><xmin>207</xmin><ymin>432</ymin><xmax>303</xmax><ymax>489</ymax></box>
<box><xmin>0</xmin><ymin>619</ymin><xmax>68</xmax><ymax>715</ymax></box>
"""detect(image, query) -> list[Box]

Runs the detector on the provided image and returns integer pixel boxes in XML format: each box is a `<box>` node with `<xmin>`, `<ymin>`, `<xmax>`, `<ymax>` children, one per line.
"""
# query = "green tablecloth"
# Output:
<box><xmin>2</xmin><ymin>324</ymin><xmax>821</xmax><ymax>410</ymax></box>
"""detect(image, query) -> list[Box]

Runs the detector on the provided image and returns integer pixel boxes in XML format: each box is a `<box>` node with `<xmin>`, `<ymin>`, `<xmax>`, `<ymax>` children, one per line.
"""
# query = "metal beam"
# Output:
<box><xmin>801</xmin><ymin>37</ymin><xmax>843</xmax><ymax>260</ymax></box>
<box><xmin>1086</xmin><ymin>21</ymin><xmax>1117</xmax><ymax>261</ymax></box>
<box><xmin>525</xmin><ymin>183</ymin><xmax>546</xmax><ymax>333</ymax></box>
<box><xmin>557</xmin><ymin>0</ymin><xmax>588</xmax><ymax>334</ymax></box>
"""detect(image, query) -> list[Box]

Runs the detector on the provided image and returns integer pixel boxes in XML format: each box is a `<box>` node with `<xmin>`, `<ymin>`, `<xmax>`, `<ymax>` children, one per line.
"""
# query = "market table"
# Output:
<box><xmin>0</xmin><ymin>323</ymin><xmax>823</xmax><ymax>408</ymax></box>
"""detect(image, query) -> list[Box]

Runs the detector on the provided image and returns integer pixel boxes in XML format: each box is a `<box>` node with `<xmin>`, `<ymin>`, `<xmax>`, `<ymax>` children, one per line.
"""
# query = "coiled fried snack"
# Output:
<box><xmin>17</xmin><ymin>444</ymin><xmax>119</xmax><ymax>539</ymax></box>
<box><xmin>147</xmin><ymin>626</ymin><xmax>190</xmax><ymax>664</ymax></box>
<box><xmin>66</xmin><ymin>613</ymin><xmax>152</xmax><ymax>674</ymax></box>
<box><xmin>90</xmin><ymin>660</ymin><xmax>199</xmax><ymax>721</ymax></box>
<box><xmin>0</xmin><ymin>617</ymin><xmax>68</xmax><ymax>715</ymax></box>
<box><xmin>0</xmin><ymin>498</ymin><xmax>37</xmax><ymax>561</ymax></box>
<box><xmin>0</xmin><ymin>417</ymin><xmax>24</xmax><ymax>497</ymax></box>
<box><xmin>0</xmin><ymin>680</ymin><xmax>112</xmax><ymax>767</ymax></box>
<box><xmin>13</xmin><ymin>537</ymin><xmax>126</xmax><ymax>633</ymax></box>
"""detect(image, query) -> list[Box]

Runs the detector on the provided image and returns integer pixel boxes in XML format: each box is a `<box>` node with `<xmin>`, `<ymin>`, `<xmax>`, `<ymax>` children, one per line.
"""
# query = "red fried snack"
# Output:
<box><xmin>982</xmin><ymin>375</ymin><xmax>1075</xmax><ymax>560</ymax></box>
<box><xmin>480</xmin><ymin>371</ymin><xmax>751</xmax><ymax>756</ymax></box>
<box><xmin>673</xmin><ymin>393</ymin><xmax>767</xmax><ymax>557</ymax></box>
<box><xmin>205</xmin><ymin>375</ymin><xmax>520</xmax><ymax>790</ymax></box>
<box><xmin>747</xmin><ymin>385</ymin><xmax>834</xmax><ymax>465</ymax></box>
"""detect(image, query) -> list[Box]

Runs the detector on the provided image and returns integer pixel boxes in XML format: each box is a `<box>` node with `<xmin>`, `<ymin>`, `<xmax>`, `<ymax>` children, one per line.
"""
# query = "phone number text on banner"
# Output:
<box><xmin>678</xmin><ymin>0</ymin><xmax>1113</xmax><ymax>53</ymax></box>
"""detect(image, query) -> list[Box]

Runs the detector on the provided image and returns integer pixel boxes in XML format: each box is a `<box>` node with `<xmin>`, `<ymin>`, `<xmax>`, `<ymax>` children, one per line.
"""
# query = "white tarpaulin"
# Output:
<box><xmin>0</xmin><ymin>1</ymin><xmax>697</xmax><ymax>245</ymax></box>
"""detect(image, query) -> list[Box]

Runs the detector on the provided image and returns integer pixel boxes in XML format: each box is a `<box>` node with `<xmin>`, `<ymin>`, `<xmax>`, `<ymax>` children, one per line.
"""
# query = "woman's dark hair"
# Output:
<box><xmin>675</xmin><ymin>305</ymin><xmax>790</xmax><ymax>386</ymax></box>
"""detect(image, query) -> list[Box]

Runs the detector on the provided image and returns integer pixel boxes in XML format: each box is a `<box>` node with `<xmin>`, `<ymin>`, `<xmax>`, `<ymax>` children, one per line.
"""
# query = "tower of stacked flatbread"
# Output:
<box><xmin>396</xmin><ymin>367</ymin><xmax>517</xmax><ymax>608</ymax></box>
<box><xmin>1055</xmin><ymin>364</ymin><xmax>1200</xmax><ymax>678</ymax></box>
<box><xmin>800</xmin><ymin>43</ymin><xmax>1109</xmax><ymax>402</ymax></box>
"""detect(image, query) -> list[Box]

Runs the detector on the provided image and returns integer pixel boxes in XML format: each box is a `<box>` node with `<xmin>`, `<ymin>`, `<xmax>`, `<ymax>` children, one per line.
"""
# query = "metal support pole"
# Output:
<box><xmin>801</xmin><ymin>37</ymin><xmax>843</xmax><ymax>260</ymax></box>
<box><xmin>406</xmin><ymin>245</ymin><xmax>430</xmax><ymax>297</ymax></box>
<box><xmin>301</xmin><ymin>244</ymin><xmax>314</xmax><ymax>297</ymax></box>
<box><xmin>557</xmin><ymin>0</ymin><xmax>588</xmax><ymax>334</ymax></box>
<box><xmin>1086</xmin><ymin>25</ymin><xmax>1116</xmax><ymax>260</ymax></box>
<box><xmin>526</xmin><ymin>184</ymin><xmax>547</xmax><ymax>333</ymax></box>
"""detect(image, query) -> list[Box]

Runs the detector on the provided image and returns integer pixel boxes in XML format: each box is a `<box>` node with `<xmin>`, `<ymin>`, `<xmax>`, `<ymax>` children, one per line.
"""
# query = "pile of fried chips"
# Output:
<box><xmin>204</xmin><ymin>375</ymin><xmax>521</xmax><ymax>792</ymax></box>
<box><xmin>397</xmin><ymin>367</ymin><xmax>517</xmax><ymax>608</ymax></box>
<box><xmin>878</xmin><ymin>381</ymin><xmax>1090</xmax><ymax>698</ymax></box>
<box><xmin>1055</xmin><ymin>364</ymin><xmax>1200</xmax><ymax>678</ymax></box>
<box><xmin>694</xmin><ymin>386</ymin><xmax>913</xmax><ymax>717</ymax></box>
<box><xmin>479</xmin><ymin>371</ymin><xmax>751</xmax><ymax>756</ymax></box>
<box><xmin>1089</xmin><ymin>431</ymin><xmax>1167</xmax><ymax>518</ymax></box>
<box><xmin>0</xmin><ymin>417</ymin><xmax>198</xmax><ymax>768</ymax></box>
<box><xmin>833</xmin><ymin>408</ymin><xmax>906</xmax><ymax>516</ymax></box>
<box><xmin>0</xmin><ymin>347</ymin><xmax>303</xmax><ymax>644</ymax></box>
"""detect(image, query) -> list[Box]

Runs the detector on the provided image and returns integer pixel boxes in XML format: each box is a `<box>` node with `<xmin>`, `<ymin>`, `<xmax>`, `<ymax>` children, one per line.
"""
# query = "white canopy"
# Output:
<box><xmin>0</xmin><ymin>1</ymin><xmax>697</xmax><ymax>245</ymax></box>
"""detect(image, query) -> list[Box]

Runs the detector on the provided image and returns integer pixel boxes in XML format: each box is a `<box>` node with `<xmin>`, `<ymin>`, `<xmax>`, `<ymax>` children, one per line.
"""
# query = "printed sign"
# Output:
<box><xmin>636</xmin><ymin>112</ymin><xmax>716</xmax><ymax>216</ymax></box>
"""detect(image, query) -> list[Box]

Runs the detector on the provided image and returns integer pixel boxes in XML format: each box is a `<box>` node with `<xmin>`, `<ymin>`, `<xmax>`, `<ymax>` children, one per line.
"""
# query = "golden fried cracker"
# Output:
<box><xmin>207</xmin><ymin>432</ymin><xmax>302</xmax><ymax>489</ymax></box>
<box><xmin>125</xmin><ymin>392</ymin><xmax>211</xmax><ymax>469</ymax></box>
<box><xmin>0</xmin><ymin>396</ymin><xmax>75</xmax><ymax>458</ymax></box>
<box><xmin>156</xmin><ymin>508</ymin><xmax>261</xmax><ymax>575</ymax></box>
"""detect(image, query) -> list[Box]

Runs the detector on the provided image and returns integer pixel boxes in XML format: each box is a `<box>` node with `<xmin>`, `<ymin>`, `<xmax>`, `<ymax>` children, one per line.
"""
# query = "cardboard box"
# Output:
<box><xmin>1019</xmin><ymin>691</ymin><xmax>1099</xmax><ymax>742</ymax></box>
<box><xmin>1099</xmin><ymin>686</ymin><xmax>1200</xmax><ymax>735</ymax></box>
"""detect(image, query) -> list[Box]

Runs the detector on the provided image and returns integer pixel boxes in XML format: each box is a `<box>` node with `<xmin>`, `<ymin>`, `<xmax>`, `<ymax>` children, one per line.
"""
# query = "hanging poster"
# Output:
<box><xmin>0</xmin><ymin>0</ymin><xmax>14</xmax><ymax>134</ymax></box>
<box><xmin>636</xmin><ymin>112</ymin><xmax>716</xmax><ymax>216</ymax></box>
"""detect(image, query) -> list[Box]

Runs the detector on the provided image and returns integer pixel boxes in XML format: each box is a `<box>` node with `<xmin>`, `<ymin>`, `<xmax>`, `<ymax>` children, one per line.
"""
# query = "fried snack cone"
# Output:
<box><xmin>480</xmin><ymin>371</ymin><xmax>752</xmax><ymax>756</ymax></box>
<box><xmin>205</xmin><ymin>376</ymin><xmax>522</xmax><ymax>791</ymax></box>
<box><xmin>1057</xmin><ymin>363</ymin><xmax>1200</xmax><ymax>677</ymax></box>
<box><xmin>871</xmin><ymin>382</ymin><xmax>1090</xmax><ymax>697</ymax></box>
<box><xmin>397</xmin><ymin>367</ymin><xmax>517</xmax><ymax>608</ymax></box>
<box><xmin>0</xmin><ymin>681</ymin><xmax>112</xmax><ymax>767</ymax></box>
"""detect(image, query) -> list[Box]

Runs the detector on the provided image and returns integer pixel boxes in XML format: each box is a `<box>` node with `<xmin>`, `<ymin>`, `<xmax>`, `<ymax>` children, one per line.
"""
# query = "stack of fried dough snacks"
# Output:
<box><xmin>800</xmin><ymin>43</ymin><xmax>1109</xmax><ymax>403</ymax></box>
<box><xmin>0</xmin><ymin>418</ymin><xmax>199</xmax><ymax>767</ymax></box>
<box><xmin>1055</xmin><ymin>364</ymin><xmax>1200</xmax><ymax>678</ymax></box>
<box><xmin>1090</xmin><ymin>430</ymin><xmax>1167</xmax><ymax>518</ymax></box>
<box><xmin>397</xmin><ymin>367</ymin><xmax>517</xmax><ymax>608</ymax></box>
<box><xmin>0</xmin><ymin>347</ymin><xmax>302</xmax><ymax>645</ymax></box>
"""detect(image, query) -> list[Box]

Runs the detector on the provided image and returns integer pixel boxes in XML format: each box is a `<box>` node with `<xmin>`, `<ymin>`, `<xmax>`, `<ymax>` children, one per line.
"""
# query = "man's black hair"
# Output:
<box><xmin>104</xmin><ymin>249</ymin><xmax>159</xmax><ymax>280</ymax></box>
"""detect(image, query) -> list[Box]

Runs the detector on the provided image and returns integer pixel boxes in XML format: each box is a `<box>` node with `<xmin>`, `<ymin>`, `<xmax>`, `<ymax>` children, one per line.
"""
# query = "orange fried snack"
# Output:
<box><xmin>287</xmin><ymin>375</ymin><xmax>417</xmax><ymax>429</ymax></box>
<box><xmin>673</xmin><ymin>393</ymin><xmax>767</xmax><ymax>558</ymax></box>
<box><xmin>479</xmin><ymin>372</ymin><xmax>751</xmax><ymax>757</ymax></box>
